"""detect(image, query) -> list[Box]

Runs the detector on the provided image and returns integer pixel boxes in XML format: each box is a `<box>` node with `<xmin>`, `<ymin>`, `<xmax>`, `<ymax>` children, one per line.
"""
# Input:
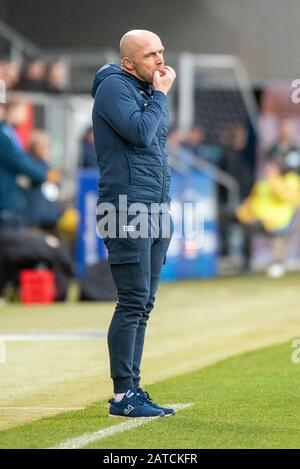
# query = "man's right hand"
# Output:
<box><xmin>153</xmin><ymin>66</ymin><xmax>176</xmax><ymax>95</ymax></box>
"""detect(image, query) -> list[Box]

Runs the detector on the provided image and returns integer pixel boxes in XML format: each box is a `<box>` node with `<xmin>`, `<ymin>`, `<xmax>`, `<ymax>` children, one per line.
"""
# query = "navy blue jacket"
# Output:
<box><xmin>92</xmin><ymin>64</ymin><xmax>171</xmax><ymax>209</ymax></box>
<box><xmin>0</xmin><ymin>123</ymin><xmax>47</xmax><ymax>212</ymax></box>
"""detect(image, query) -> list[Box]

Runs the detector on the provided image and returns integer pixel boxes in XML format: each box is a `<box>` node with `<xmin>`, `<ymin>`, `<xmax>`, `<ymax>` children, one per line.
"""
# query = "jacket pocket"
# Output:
<box><xmin>124</xmin><ymin>151</ymin><xmax>133</xmax><ymax>185</ymax></box>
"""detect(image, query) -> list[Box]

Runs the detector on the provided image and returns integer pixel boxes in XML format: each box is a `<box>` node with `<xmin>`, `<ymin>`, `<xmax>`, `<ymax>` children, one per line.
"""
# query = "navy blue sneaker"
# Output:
<box><xmin>109</xmin><ymin>389</ymin><xmax>165</xmax><ymax>418</ymax></box>
<box><xmin>136</xmin><ymin>387</ymin><xmax>176</xmax><ymax>416</ymax></box>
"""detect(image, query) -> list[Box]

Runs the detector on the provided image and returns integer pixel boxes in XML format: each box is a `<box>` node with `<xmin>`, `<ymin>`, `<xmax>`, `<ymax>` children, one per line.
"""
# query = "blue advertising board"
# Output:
<box><xmin>75</xmin><ymin>169</ymin><xmax>106</xmax><ymax>277</ymax></box>
<box><xmin>161</xmin><ymin>168</ymin><xmax>218</xmax><ymax>281</ymax></box>
<box><xmin>76</xmin><ymin>168</ymin><xmax>218</xmax><ymax>280</ymax></box>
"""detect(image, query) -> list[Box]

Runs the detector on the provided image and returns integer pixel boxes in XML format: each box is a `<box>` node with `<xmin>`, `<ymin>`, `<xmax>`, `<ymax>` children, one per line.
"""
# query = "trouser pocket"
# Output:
<box><xmin>108</xmin><ymin>250</ymin><xmax>141</xmax><ymax>292</ymax></box>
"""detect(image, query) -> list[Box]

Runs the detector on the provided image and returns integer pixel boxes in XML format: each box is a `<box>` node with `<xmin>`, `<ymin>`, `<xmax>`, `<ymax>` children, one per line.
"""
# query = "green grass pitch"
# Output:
<box><xmin>1</xmin><ymin>273</ymin><xmax>300</xmax><ymax>448</ymax></box>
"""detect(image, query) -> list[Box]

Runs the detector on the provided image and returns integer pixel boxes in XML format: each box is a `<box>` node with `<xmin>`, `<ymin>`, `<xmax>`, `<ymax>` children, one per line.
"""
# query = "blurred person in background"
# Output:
<box><xmin>0</xmin><ymin>105</ymin><xmax>66</xmax><ymax>300</ymax></box>
<box><xmin>167</xmin><ymin>127</ymin><xmax>193</xmax><ymax>172</ymax></box>
<box><xmin>24</xmin><ymin>130</ymin><xmax>62</xmax><ymax>232</ymax></box>
<box><xmin>0</xmin><ymin>60</ymin><xmax>5</xmax><ymax>82</ymax></box>
<box><xmin>182</xmin><ymin>125</ymin><xmax>221</xmax><ymax>165</ymax></box>
<box><xmin>2</xmin><ymin>100</ymin><xmax>27</xmax><ymax>150</ymax></box>
<box><xmin>182</xmin><ymin>125</ymin><xmax>205</xmax><ymax>153</ymax></box>
<box><xmin>46</xmin><ymin>61</ymin><xmax>68</xmax><ymax>93</ymax></box>
<box><xmin>79</xmin><ymin>125</ymin><xmax>97</xmax><ymax>168</ymax></box>
<box><xmin>0</xmin><ymin>103</ymin><xmax>5</xmax><ymax>122</ymax></box>
<box><xmin>0</xmin><ymin>60</ymin><xmax>21</xmax><ymax>90</ymax></box>
<box><xmin>266</xmin><ymin>118</ymin><xmax>300</xmax><ymax>175</ymax></box>
<box><xmin>236</xmin><ymin>161</ymin><xmax>300</xmax><ymax>277</ymax></box>
<box><xmin>19</xmin><ymin>59</ymin><xmax>48</xmax><ymax>92</ymax></box>
<box><xmin>0</xmin><ymin>58</ymin><xmax>69</xmax><ymax>93</ymax></box>
<box><xmin>220</xmin><ymin>124</ymin><xmax>251</xmax><ymax>199</ymax></box>
<box><xmin>218</xmin><ymin>123</ymin><xmax>252</xmax><ymax>261</ymax></box>
<box><xmin>0</xmin><ymin>102</ymin><xmax>59</xmax><ymax>229</ymax></box>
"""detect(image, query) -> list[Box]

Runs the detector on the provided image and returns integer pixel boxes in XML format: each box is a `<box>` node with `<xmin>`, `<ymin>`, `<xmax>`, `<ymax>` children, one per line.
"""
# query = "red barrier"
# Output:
<box><xmin>20</xmin><ymin>269</ymin><xmax>56</xmax><ymax>304</ymax></box>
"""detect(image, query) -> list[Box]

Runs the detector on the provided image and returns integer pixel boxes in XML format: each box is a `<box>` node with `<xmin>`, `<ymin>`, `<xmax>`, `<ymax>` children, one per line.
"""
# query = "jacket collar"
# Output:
<box><xmin>121</xmin><ymin>69</ymin><xmax>154</xmax><ymax>94</ymax></box>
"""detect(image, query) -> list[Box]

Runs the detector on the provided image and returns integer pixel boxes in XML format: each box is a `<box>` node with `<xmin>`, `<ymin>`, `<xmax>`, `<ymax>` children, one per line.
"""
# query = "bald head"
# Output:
<box><xmin>120</xmin><ymin>30</ymin><xmax>161</xmax><ymax>60</ymax></box>
<box><xmin>119</xmin><ymin>30</ymin><xmax>165</xmax><ymax>83</ymax></box>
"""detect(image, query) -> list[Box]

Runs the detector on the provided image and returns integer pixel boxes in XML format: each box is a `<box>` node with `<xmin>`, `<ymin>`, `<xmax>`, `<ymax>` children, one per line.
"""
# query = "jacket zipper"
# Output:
<box><xmin>149</xmin><ymin>88</ymin><xmax>166</xmax><ymax>203</ymax></box>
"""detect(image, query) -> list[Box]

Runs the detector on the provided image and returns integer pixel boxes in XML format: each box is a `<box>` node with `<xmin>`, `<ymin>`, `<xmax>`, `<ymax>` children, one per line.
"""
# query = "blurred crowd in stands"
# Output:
<box><xmin>79</xmin><ymin>116</ymin><xmax>300</xmax><ymax>278</ymax></box>
<box><xmin>236</xmin><ymin>117</ymin><xmax>300</xmax><ymax>277</ymax></box>
<box><xmin>0</xmin><ymin>58</ymin><xmax>68</xmax><ymax>93</ymax></box>
<box><xmin>0</xmin><ymin>98</ymin><xmax>76</xmax><ymax>300</ymax></box>
<box><xmin>1</xmin><ymin>57</ymin><xmax>300</xmax><ymax>303</ymax></box>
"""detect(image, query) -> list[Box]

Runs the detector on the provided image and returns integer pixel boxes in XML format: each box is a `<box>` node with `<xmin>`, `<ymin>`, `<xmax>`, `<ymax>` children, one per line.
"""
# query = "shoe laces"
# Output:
<box><xmin>109</xmin><ymin>390</ymin><xmax>146</xmax><ymax>406</ymax></box>
<box><xmin>108</xmin><ymin>393</ymin><xmax>137</xmax><ymax>405</ymax></box>
<box><xmin>138</xmin><ymin>389</ymin><xmax>153</xmax><ymax>403</ymax></box>
<box><xmin>129</xmin><ymin>390</ymin><xmax>146</xmax><ymax>406</ymax></box>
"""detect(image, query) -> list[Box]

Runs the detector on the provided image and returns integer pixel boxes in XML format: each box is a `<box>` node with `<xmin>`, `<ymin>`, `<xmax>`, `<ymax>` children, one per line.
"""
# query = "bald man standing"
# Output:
<box><xmin>92</xmin><ymin>30</ymin><xmax>176</xmax><ymax>418</ymax></box>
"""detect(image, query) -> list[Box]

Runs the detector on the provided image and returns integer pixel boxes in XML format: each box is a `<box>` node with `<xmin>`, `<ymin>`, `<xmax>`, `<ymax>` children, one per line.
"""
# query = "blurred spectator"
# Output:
<box><xmin>220</xmin><ymin>124</ymin><xmax>251</xmax><ymax>199</ymax></box>
<box><xmin>57</xmin><ymin>207</ymin><xmax>79</xmax><ymax>245</ymax></box>
<box><xmin>79</xmin><ymin>126</ymin><xmax>97</xmax><ymax>168</ymax></box>
<box><xmin>46</xmin><ymin>61</ymin><xmax>68</xmax><ymax>93</ymax></box>
<box><xmin>182</xmin><ymin>126</ymin><xmax>205</xmax><ymax>153</ymax></box>
<box><xmin>24</xmin><ymin>130</ymin><xmax>62</xmax><ymax>231</ymax></box>
<box><xmin>0</xmin><ymin>60</ymin><xmax>5</xmax><ymax>81</ymax></box>
<box><xmin>19</xmin><ymin>59</ymin><xmax>48</xmax><ymax>92</ymax></box>
<box><xmin>182</xmin><ymin>125</ymin><xmax>221</xmax><ymax>165</ymax></box>
<box><xmin>0</xmin><ymin>58</ymin><xmax>69</xmax><ymax>93</ymax></box>
<box><xmin>0</xmin><ymin>60</ymin><xmax>21</xmax><ymax>90</ymax></box>
<box><xmin>236</xmin><ymin>162</ymin><xmax>300</xmax><ymax>277</ymax></box>
<box><xmin>167</xmin><ymin>128</ymin><xmax>193</xmax><ymax>172</ymax></box>
<box><xmin>0</xmin><ymin>103</ymin><xmax>49</xmax><ymax>229</ymax></box>
<box><xmin>3</xmin><ymin>100</ymin><xmax>27</xmax><ymax>150</ymax></box>
<box><xmin>217</xmin><ymin>124</ymin><xmax>253</xmax><ymax>261</ymax></box>
<box><xmin>0</xmin><ymin>104</ymin><xmax>5</xmax><ymax>123</ymax></box>
<box><xmin>266</xmin><ymin>118</ymin><xmax>300</xmax><ymax>175</ymax></box>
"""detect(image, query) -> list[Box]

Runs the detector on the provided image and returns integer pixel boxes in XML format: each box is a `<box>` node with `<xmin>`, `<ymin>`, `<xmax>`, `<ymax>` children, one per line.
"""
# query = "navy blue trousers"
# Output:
<box><xmin>101</xmin><ymin>211</ymin><xmax>173</xmax><ymax>393</ymax></box>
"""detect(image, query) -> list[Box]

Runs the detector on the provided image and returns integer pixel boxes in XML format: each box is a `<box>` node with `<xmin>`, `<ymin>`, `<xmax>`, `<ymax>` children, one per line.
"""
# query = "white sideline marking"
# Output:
<box><xmin>0</xmin><ymin>332</ymin><xmax>106</xmax><ymax>364</ymax></box>
<box><xmin>52</xmin><ymin>403</ymin><xmax>193</xmax><ymax>449</ymax></box>
<box><xmin>0</xmin><ymin>407</ymin><xmax>84</xmax><ymax>411</ymax></box>
<box><xmin>0</xmin><ymin>332</ymin><xmax>106</xmax><ymax>341</ymax></box>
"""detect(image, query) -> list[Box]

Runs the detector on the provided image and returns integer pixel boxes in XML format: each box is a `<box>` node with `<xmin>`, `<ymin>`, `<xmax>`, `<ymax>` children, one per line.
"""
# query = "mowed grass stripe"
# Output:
<box><xmin>1</xmin><ymin>274</ymin><xmax>300</xmax><ymax>431</ymax></box>
<box><xmin>1</xmin><ymin>340</ymin><xmax>300</xmax><ymax>448</ymax></box>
